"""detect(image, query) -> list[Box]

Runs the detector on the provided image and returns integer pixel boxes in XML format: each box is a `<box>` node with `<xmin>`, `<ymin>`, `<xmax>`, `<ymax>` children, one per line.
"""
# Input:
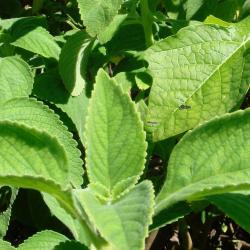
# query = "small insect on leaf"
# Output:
<box><xmin>178</xmin><ymin>104</ymin><xmax>191</xmax><ymax>110</ymax></box>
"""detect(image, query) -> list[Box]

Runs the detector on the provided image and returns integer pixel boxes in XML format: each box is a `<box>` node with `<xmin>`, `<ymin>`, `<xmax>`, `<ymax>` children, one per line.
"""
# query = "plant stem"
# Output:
<box><xmin>140</xmin><ymin>0</ymin><xmax>154</xmax><ymax>47</ymax></box>
<box><xmin>145</xmin><ymin>230</ymin><xmax>159</xmax><ymax>250</ymax></box>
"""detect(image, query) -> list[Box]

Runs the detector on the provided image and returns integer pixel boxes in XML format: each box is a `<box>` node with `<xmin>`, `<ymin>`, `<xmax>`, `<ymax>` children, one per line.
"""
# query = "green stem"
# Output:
<box><xmin>140</xmin><ymin>0</ymin><xmax>154</xmax><ymax>47</ymax></box>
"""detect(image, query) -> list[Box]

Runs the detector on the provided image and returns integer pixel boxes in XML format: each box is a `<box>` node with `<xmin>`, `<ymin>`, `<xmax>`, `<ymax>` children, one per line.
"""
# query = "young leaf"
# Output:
<box><xmin>0</xmin><ymin>98</ymin><xmax>83</xmax><ymax>188</ymax></box>
<box><xmin>59</xmin><ymin>31</ymin><xmax>93</xmax><ymax>96</ymax></box>
<box><xmin>18</xmin><ymin>230</ymin><xmax>68</xmax><ymax>250</ymax></box>
<box><xmin>144</xmin><ymin>23</ymin><xmax>250</xmax><ymax>141</ymax></box>
<box><xmin>0</xmin><ymin>56</ymin><xmax>33</xmax><ymax>103</ymax></box>
<box><xmin>85</xmin><ymin>69</ymin><xmax>147</xmax><ymax>195</ymax></box>
<box><xmin>208</xmin><ymin>192</ymin><xmax>250</xmax><ymax>233</ymax></box>
<box><xmin>74</xmin><ymin>181</ymin><xmax>154</xmax><ymax>250</ymax></box>
<box><xmin>155</xmin><ymin>108</ymin><xmax>250</xmax><ymax>224</ymax></box>
<box><xmin>76</xmin><ymin>0</ymin><xmax>122</xmax><ymax>38</ymax></box>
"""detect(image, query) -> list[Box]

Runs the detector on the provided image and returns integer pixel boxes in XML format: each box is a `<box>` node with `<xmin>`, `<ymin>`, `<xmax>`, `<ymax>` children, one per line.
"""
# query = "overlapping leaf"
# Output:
<box><xmin>59</xmin><ymin>31</ymin><xmax>93</xmax><ymax>96</ymax></box>
<box><xmin>33</xmin><ymin>69</ymin><xmax>89</xmax><ymax>146</ymax></box>
<box><xmin>18</xmin><ymin>230</ymin><xmax>69</xmax><ymax>250</ymax></box>
<box><xmin>155</xmin><ymin>109</ymin><xmax>250</xmax><ymax>227</ymax></box>
<box><xmin>77</xmin><ymin>0</ymin><xmax>122</xmax><ymax>38</ymax></box>
<box><xmin>85</xmin><ymin>69</ymin><xmax>147</xmax><ymax>195</ymax></box>
<box><xmin>144</xmin><ymin>22</ymin><xmax>250</xmax><ymax>141</ymax></box>
<box><xmin>0</xmin><ymin>98</ymin><xmax>83</xmax><ymax>187</ymax></box>
<box><xmin>0</xmin><ymin>121</ymin><xmax>68</xmax><ymax>189</ymax></box>
<box><xmin>9</xmin><ymin>17</ymin><xmax>60</xmax><ymax>59</ymax></box>
<box><xmin>0</xmin><ymin>56</ymin><xmax>33</xmax><ymax>103</ymax></box>
<box><xmin>0</xmin><ymin>188</ymin><xmax>18</xmax><ymax>238</ymax></box>
<box><xmin>208</xmin><ymin>192</ymin><xmax>250</xmax><ymax>233</ymax></box>
<box><xmin>75</xmin><ymin>181</ymin><xmax>154</xmax><ymax>250</ymax></box>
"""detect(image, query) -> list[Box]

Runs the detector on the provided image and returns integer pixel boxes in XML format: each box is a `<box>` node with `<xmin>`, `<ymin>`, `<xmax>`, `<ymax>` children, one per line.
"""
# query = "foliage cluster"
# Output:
<box><xmin>0</xmin><ymin>0</ymin><xmax>250</xmax><ymax>249</ymax></box>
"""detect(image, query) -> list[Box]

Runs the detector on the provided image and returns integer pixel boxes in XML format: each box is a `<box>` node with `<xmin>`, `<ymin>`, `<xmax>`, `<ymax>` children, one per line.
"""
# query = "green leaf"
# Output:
<box><xmin>241</xmin><ymin>0</ymin><xmax>250</xmax><ymax>18</ymax></box>
<box><xmin>208</xmin><ymin>192</ymin><xmax>250</xmax><ymax>233</ymax></box>
<box><xmin>106</xmin><ymin>23</ymin><xmax>146</xmax><ymax>55</ymax></box>
<box><xmin>18</xmin><ymin>230</ymin><xmax>68</xmax><ymax>250</ymax></box>
<box><xmin>8</xmin><ymin>17</ymin><xmax>60</xmax><ymax>59</ymax></box>
<box><xmin>0</xmin><ymin>239</ymin><xmax>15</xmax><ymax>250</ymax></box>
<box><xmin>98</xmin><ymin>14</ymin><xmax>127</xmax><ymax>44</ymax></box>
<box><xmin>0</xmin><ymin>120</ymin><xmax>68</xmax><ymax>189</ymax></box>
<box><xmin>0</xmin><ymin>98</ymin><xmax>83</xmax><ymax>188</ymax></box>
<box><xmin>74</xmin><ymin>181</ymin><xmax>154</xmax><ymax>250</ymax></box>
<box><xmin>85</xmin><ymin>69</ymin><xmax>147</xmax><ymax>195</ymax></box>
<box><xmin>0</xmin><ymin>56</ymin><xmax>33</xmax><ymax>103</ymax></box>
<box><xmin>54</xmin><ymin>241</ymin><xmax>88</xmax><ymax>250</ymax></box>
<box><xmin>0</xmin><ymin>120</ymin><xmax>96</xmax><ymax>246</ymax></box>
<box><xmin>150</xmin><ymin>201</ymin><xmax>191</xmax><ymax>231</ymax></box>
<box><xmin>59</xmin><ymin>31</ymin><xmax>93</xmax><ymax>96</ymax></box>
<box><xmin>33</xmin><ymin>69</ymin><xmax>89</xmax><ymax>146</ymax></box>
<box><xmin>77</xmin><ymin>0</ymin><xmax>123</xmax><ymax>37</ymax></box>
<box><xmin>185</xmin><ymin>0</ymin><xmax>204</xmax><ymax>20</ymax></box>
<box><xmin>155</xmin><ymin>108</ymin><xmax>250</xmax><ymax>219</ymax></box>
<box><xmin>0</xmin><ymin>188</ymin><xmax>18</xmax><ymax>238</ymax></box>
<box><xmin>204</xmin><ymin>15</ymin><xmax>231</xmax><ymax>27</ymax></box>
<box><xmin>42</xmin><ymin>193</ymin><xmax>84</xmax><ymax>242</ymax></box>
<box><xmin>144</xmin><ymin>23</ymin><xmax>250</xmax><ymax>141</ymax></box>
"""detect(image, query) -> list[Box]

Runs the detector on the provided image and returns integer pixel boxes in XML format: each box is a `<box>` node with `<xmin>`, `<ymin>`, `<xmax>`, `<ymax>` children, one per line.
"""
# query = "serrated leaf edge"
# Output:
<box><xmin>84</xmin><ymin>69</ymin><xmax>147</xmax><ymax>195</ymax></box>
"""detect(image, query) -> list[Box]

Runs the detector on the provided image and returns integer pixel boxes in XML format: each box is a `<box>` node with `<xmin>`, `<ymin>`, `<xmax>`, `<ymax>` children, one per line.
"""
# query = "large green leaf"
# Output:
<box><xmin>0</xmin><ymin>56</ymin><xmax>33</xmax><ymax>103</ymax></box>
<box><xmin>0</xmin><ymin>98</ymin><xmax>83</xmax><ymax>188</ymax></box>
<box><xmin>75</xmin><ymin>181</ymin><xmax>154</xmax><ymax>250</ymax></box>
<box><xmin>0</xmin><ymin>120</ymin><xmax>99</xmax><ymax>246</ymax></box>
<box><xmin>77</xmin><ymin>0</ymin><xmax>123</xmax><ymax>38</ymax></box>
<box><xmin>208</xmin><ymin>192</ymin><xmax>250</xmax><ymax>233</ymax></box>
<box><xmin>33</xmin><ymin>69</ymin><xmax>89</xmax><ymax>146</ymax></box>
<box><xmin>18</xmin><ymin>230</ymin><xmax>69</xmax><ymax>250</ymax></box>
<box><xmin>144</xmin><ymin>23</ymin><xmax>250</xmax><ymax>141</ymax></box>
<box><xmin>85</xmin><ymin>69</ymin><xmax>147</xmax><ymax>196</ymax></box>
<box><xmin>59</xmin><ymin>31</ymin><xmax>93</xmax><ymax>96</ymax></box>
<box><xmin>155</xmin><ymin>108</ymin><xmax>250</xmax><ymax>224</ymax></box>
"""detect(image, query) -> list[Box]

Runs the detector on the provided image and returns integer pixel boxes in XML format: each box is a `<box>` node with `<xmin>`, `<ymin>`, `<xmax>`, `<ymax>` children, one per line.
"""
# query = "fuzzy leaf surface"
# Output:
<box><xmin>0</xmin><ymin>240</ymin><xmax>15</xmax><ymax>250</ymax></box>
<box><xmin>59</xmin><ymin>31</ymin><xmax>92</xmax><ymax>96</ymax></box>
<box><xmin>0</xmin><ymin>98</ymin><xmax>83</xmax><ymax>187</ymax></box>
<box><xmin>18</xmin><ymin>230</ymin><xmax>68</xmax><ymax>250</ymax></box>
<box><xmin>144</xmin><ymin>23</ymin><xmax>250</xmax><ymax>141</ymax></box>
<box><xmin>0</xmin><ymin>56</ymin><xmax>33</xmax><ymax>103</ymax></box>
<box><xmin>156</xmin><ymin>109</ymin><xmax>250</xmax><ymax>219</ymax></box>
<box><xmin>75</xmin><ymin>181</ymin><xmax>154</xmax><ymax>250</ymax></box>
<box><xmin>0</xmin><ymin>121</ymin><xmax>68</xmax><ymax>189</ymax></box>
<box><xmin>85</xmin><ymin>69</ymin><xmax>146</xmax><ymax>195</ymax></box>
